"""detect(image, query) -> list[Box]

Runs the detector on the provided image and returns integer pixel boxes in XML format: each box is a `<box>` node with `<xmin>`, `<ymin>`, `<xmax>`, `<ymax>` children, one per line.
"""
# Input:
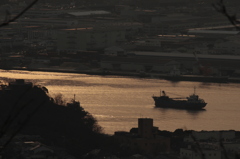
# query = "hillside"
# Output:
<box><xmin>0</xmin><ymin>79</ymin><xmax>111</xmax><ymax>157</ymax></box>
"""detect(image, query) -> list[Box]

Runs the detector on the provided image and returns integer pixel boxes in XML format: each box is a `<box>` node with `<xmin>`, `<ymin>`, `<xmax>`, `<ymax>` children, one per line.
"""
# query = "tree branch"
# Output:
<box><xmin>212</xmin><ymin>0</ymin><xmax>240</xmax><ymax>30</ymax></box>
<box><xmin>0</xmin><ymin>0</ymin><xmax>39</xmax><ymax>27</ymax></box>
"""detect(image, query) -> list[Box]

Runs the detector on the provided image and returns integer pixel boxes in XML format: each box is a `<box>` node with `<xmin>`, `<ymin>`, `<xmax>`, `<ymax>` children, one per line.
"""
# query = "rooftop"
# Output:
<box><xmin>188</xmin><ymin>30</ymin><xmax>240</xmax><ymax>35</ymax></box>
<box><xmin>132</xmin><ymin>51</ymin><xmax>240</xmax><ymax>60</ymax></box>
<box><xmin>68</xmin><ymin>10</ymin><xmax>111</xmax><ymax>16</ymax></box>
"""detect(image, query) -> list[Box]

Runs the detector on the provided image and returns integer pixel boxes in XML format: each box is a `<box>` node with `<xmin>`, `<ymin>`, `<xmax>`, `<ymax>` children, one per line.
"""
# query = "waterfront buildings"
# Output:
<box><xmin>100</xmin><ymin>51</ymin><xmax>240</xmax><ymax>76</ymax></box>
<box><xmin>114</xmin><ymin>118</ymin><xmax>171</xmax><ymax>155</ymax></box>
<box><xmin>180</xmin><ymin>130</ymin><xmax>240</xmax><ymax>159</ymax></box>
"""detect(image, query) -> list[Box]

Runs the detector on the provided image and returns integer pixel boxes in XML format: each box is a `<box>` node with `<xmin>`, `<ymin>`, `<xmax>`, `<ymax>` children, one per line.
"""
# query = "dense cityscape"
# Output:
<box><xmin>0</xmin><ymin>0</ymin><xmax>240</xmax><ymax>79</ymax></box>
<box><xmin>0</xmin><ymin>0</ymin><xmax>240</xmax><ymax>158</ymax></box>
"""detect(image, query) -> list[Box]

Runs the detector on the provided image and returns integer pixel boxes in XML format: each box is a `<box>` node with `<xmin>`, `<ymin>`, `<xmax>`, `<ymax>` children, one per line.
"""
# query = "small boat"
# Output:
<box><xmin>152</xmin><ymin>88</ymin><xmax>207</xmax><ymax>110</ymax></box>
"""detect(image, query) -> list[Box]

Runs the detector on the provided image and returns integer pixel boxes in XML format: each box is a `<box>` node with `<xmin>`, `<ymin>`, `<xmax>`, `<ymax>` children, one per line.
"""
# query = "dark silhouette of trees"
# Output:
<box><xmin>0</xmin><ymin>80</ymin><xmax>105</xmax><ymax>157</ymax></box>
<box><xmin>53</xmin><ymin>93</ymin><xmax>66</xmax><ymax>105</ymax></box>
<box><xmin>0</xmin><ymin>1</ymin><xmax>118</xmax><ymax>157</ymax></box>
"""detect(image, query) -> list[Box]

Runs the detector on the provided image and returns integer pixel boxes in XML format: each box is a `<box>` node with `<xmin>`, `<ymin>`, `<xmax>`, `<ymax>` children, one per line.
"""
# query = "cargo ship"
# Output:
<box><xmin>152</xmin><ymin>89</ymin><xmax>207</xmax><ymax>110</ymax></box>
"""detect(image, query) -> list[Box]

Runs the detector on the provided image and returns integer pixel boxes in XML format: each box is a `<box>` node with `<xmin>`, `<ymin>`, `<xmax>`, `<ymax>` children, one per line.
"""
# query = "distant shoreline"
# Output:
<box><xmin>2</xmin><ymin>67</ymin><xmax>240</xmax><ymax>83</ymax></box>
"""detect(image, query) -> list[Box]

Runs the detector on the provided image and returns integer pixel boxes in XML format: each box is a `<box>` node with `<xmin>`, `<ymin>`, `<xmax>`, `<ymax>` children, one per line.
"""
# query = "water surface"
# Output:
<box><xmin>0</xmin><ymin>69</ymin><xmax>239</xmax><ymax>134</ymax></box>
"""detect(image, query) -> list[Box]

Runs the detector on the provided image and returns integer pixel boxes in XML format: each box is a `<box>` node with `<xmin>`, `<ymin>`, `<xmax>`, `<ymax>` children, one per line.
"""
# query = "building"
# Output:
<box><xmin>187</xmin><ymin>30</ymin><xmax>240</xmax><ymax>39</ymax></box>
<box><xmin>214</xmin><ymin>41</ymin><xmax>240</xmax><ymax>55</ymax></box>
<box><xmin>181</xmin><ymin>131</ymin><xmax>240</xmax><ymax>159</ymax></box>
<box><xmin>223</xmin><ymin>142</ymin><xmax>240</xmax><ymax>158</ymax></box>
<box><xmin>18</xmin><ymin>18</ymin><xmax>79</xmax><ymax>28</ymax></box>
<box><xmin>184</xmin><ymin>130</ymin><xmax>236</xmax><ymax>142</ymax></box>
<box><xmin>55</xmin><ymin>27</ymin><xmax>126</xmax><ymax>51</ymax></box>
<box><xmin>114</xmin><ymin>118</ymin><xmax>170</xmax><ymax>155</ymax></box>
<box><xmin>104</xmin><ymin>46</ymin><xmax>126</xmax><ymax>56</ymax></box>
<box><xmin>17</xmin><ymin>9</ymin><xmax>65</xmax><ymax>18</ymax></box>
<box><xmin>8</xmin><ymin>79</ymin><xmax>33</xmax><ymax>90</ymax></box>
<box><xmin>180</xmin><ymin>145</ymin><xmax>222</xmax><ymax>159</ymax></box>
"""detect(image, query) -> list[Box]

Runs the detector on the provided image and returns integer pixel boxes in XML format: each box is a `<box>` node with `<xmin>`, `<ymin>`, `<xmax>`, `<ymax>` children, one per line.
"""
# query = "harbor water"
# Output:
<box><xmin>0</xmin><ymin>69</ymin><xmax>240</xmax><ymax>135</ymax></box>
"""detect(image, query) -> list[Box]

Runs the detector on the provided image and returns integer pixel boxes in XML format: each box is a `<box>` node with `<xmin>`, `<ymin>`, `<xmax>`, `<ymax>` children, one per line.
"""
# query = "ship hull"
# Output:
<box><xmin>153</xmin><ymin>97</ymin><xmax>207</xmax><ymax>110</ymax></box>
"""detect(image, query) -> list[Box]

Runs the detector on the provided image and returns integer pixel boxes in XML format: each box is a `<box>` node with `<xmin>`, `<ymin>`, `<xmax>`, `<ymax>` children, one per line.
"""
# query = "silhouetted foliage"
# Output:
<box><xmin>0</xmin><ymin>80</ymin><xmax>105</xmax><ymax>157</ymax></box>
<box><xmin>53</xmin><ymin>93</ymin><xmax>66</xmax><ymax>105</ymax></box>
<box><xmin>173</xmin><ymin>129</ymin><xmax>184</xmax><ymax>136</ymax></box>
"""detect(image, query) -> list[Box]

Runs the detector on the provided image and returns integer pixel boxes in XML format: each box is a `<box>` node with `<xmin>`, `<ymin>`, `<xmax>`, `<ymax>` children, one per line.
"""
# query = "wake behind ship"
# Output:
<box><xmin>152</xmin><ymin>89</ymin><xmax>207</xmax><ymax>110</ymax></box>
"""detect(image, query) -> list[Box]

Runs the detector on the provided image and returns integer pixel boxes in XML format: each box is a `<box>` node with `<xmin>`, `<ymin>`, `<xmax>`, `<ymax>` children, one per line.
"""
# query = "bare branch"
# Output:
<box><xmin>0</xmin><ymin>0</ymin><xmax>38</xmax><ymax>27</ymax></box>
<box><xmin>212</xmin><ymin>0</ymin><xmax>240</xmax><ymax>30</ymax></box>
<box><xmin>0</xmin><ymin>100</ymin><xmax>46</xmax><ymax>151</ymax></box>
<box><xmin>0</xmin><ymin>87</ymin><xmax>33</xmax><ymax>138</ymax></box>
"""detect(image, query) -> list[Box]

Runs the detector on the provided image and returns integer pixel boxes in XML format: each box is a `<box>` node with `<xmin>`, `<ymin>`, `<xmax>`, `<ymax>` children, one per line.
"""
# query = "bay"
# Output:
<box><xmin>0</xmin><ymin>69</ymin><xmax>240</xmax><ymax>135</ymax></box>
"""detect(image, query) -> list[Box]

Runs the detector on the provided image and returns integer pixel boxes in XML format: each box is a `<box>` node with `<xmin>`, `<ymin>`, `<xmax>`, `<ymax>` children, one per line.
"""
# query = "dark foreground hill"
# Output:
<box><xmin>0</xmin><ymin>79</ymin><xmax>116</xmax><ymax>157</ymax></box>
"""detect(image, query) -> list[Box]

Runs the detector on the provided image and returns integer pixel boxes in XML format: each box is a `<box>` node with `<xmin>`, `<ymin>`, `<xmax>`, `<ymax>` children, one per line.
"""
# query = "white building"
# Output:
<box><xmin>180</xmin><ymin>146</ymin><xmax>222</xmax><ymax>159</ymax></box>
<box><xmin>188</xmin><ymin>30</ymin><xmax>239</xmax><ymax>38</ymax></box>
<box><xmin>68</xmin><ymin>10</ymin><xmax>111</xmax><ymax>17</ymax></box>
<box><xmin>18</xmin><ymin>18</ymin><xmax>79</xmax><ymax>28</ymax></box>
<box><xmin>184</xmin><ymin>130</ymin><xmax>236</xmax><ymax>142</ymax></box>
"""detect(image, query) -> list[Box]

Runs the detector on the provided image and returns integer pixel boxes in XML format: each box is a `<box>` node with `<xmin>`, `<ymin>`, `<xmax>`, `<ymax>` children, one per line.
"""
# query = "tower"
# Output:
<box><xmin>138</xmin><ymin>118</ymin><xmax>154</xmax><ymax>138</ymax></box>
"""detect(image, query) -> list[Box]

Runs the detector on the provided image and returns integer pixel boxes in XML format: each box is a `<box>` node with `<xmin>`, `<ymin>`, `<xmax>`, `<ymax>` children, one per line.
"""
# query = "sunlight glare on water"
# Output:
<box><xmin>1</xmin><ymin>69</ymin><xmax>240</xmax><ymax>134</ymax></box>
